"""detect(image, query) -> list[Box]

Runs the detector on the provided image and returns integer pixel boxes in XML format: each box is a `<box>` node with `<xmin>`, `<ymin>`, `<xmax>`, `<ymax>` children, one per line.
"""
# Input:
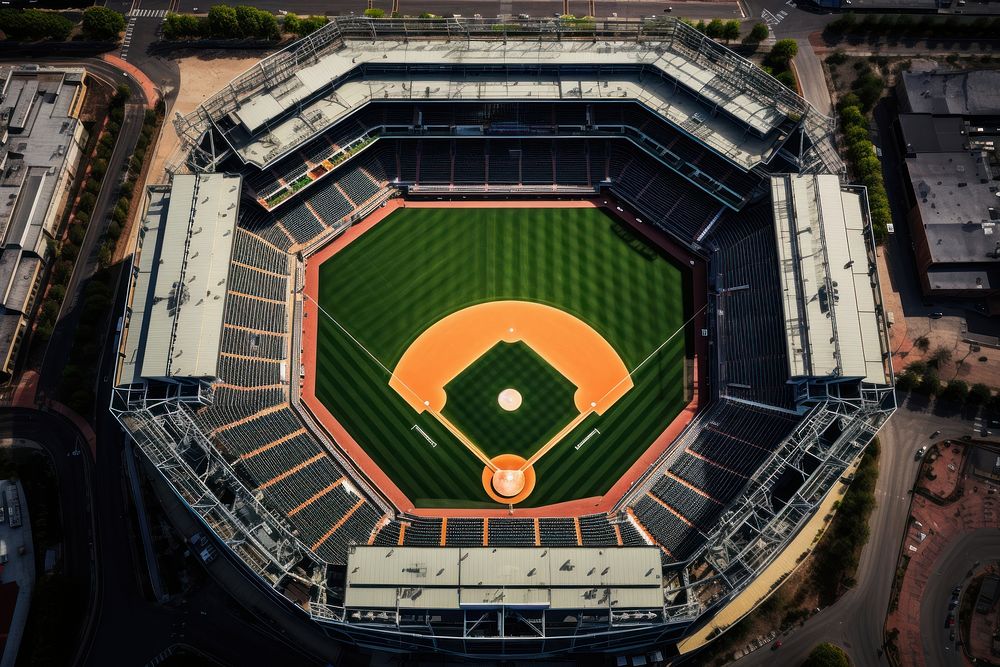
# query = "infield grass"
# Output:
<box><xmin>315</xmin><ymin>206</ymin><xmax>690</xmax><ymax>508</ymax></box>
<box><xmin>442</xmin><ymin>341</ymin><xmax>579</xmax><ymax>460</ymax></box>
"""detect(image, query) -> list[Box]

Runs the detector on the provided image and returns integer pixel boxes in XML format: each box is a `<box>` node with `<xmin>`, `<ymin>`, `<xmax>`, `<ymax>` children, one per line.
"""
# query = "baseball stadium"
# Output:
<box><xmin>112</xmin><ymin>16</ymin><xmax>896</xmax><ymax>661</ymax></box>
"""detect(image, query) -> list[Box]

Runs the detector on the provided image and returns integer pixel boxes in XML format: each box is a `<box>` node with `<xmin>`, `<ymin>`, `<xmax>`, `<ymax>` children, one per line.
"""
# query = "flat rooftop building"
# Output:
<box><xmin>894</xmin><ymin>69</ymin><xmax>1000</xmax><ymax>308</ymax></box>
<box><xmin>0</xmin><ymin>66</ymin><xmax>88</xmax><ymax>377</ymax></box>
<box><xmin>899</xmin><ymin>69</ymin><xmax>1000</xmax><ymax>118</ymax></box>
<box><xmin>904</xmin><ymin>151</ymin><xmax>1000</xmax><ymax>296</ymax></box>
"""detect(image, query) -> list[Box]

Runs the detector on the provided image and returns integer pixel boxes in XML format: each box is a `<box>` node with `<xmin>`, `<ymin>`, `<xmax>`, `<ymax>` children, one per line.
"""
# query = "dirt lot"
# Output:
<box><xmin>115</xmin><ymin>53</ymin><xmax>263</xmax><ymax>264</ymax></box>
<box><xmin>147</xmin><ymin>52</ymin><xmax>261</xmax><ymax>185</ymax></box>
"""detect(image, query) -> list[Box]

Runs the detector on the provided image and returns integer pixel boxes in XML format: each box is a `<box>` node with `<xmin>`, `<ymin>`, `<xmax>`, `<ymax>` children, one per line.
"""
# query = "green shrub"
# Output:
<box><xmin>941</xmin><ymin>379</ymin><xmax>969</xmax><ymax>404</ymax></box>
<box><xmin>82</xmin><ymin>6</ymin><xmax>126</xmax><ymax>40</ymax></box>
<box><xmin>745</xmin><ymin>21</ymin><xmax>768</xmax><ymax>44</ymax></box>
<box><xmin>363</xmin><ymin>8</ymin><xmax>385</xmax><ymax>18</ymax></box>
<box><xmin>207</xmin><ymin>4</ymin><xmax>240</xmax><ymax>37</ymax></box>
<box><xmin>234</xmin><ymin>5</ymin><xmax>279</xmax><ymax>39</ymax></box>
<box><xmin>163</xmin><ymin>12</ymin><xmax>205</xmax><ymax>39</ymax></box>
<box><xmin>769</xmin><ymin>38</ymin><xmax>799</xmax><ymax>65</ymax></box>
<box><xmin>77</xmin><ymin>193</ymin><xmax>96</xmax><ymax>214</ymax></box>
<box><xmin>802</xmin><ymin>643</ymin><xmax>850</xmax><ymax>667</ymax></box>
<box><xmin>0</xmin><ymin>9</ymin><xmax>74</xmax><ymax>41</ymax></box>
<box><xmin>968</xmin><ymin>383</ymin><xmax>992</xmax><ymax>405</ymax></box>
<box><xmin>826</xmin><ymin>51</ymin><xmax>848</xmax><ymax>66</ymax></box>
<box><xmin>721</xmin><ymin>19</ymin><xmax>740</xmax><ymax>43</ymax></box>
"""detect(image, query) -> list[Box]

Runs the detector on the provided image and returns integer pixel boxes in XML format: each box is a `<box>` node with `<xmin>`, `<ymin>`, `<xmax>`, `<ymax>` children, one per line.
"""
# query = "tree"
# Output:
<box><xmin>82</xmin><ymin>6</ymin><xmax>126</xmax><ymax>40</ymax></box>
<box><xmin>77</xmin><ymin>192</ymin><xmax>97</xmax><ymax>213</ymax></box>
<box><xmin>298</xmin><ymin>15</ymin><xmax>327</xmax><ymax>35</ymax></box>
<box><xmin>852</xmin><ymin>72</ymin><xmax>885</xmax><ymax>112</ymax></box>
<box><xmin>0</xmin><ymin>8</ymin><xmax>74</xmax><ymax>41</ymax></box>
<box><xmin>705</xmin><ymin>18</ymin><xmax>724</xmax><ymax>39</ymax></box>
<box><xmin>929</xmin><ymin>345</ymin><xmax>953</xmax><ymax>369</ymax></box>
<box><xmin>283</xmin><ymin>12</ymin><xmax>301</xmax><ymax>34</ymax></box>
<box><xmin>208</xmin><ymin>4</ymin><xmax>240</xmax><ymax>38</ymax></box>
<box><xmin>895</xmin><ymin>371</ymin><xmax>919</xmax><ymax>392</ymax></box>
<box><xmin>919</xmin><ymin>368</ymin><xmax>941</xmax><ymax>395</ymax></box>
<box><xmin>746</xmin><ymin>22</ymin><xmax>769</xmax><ymax>43</ymax></box>
<box><xmin>91</xmin><ymin>158</ymin><xmax>108</xmax><ymax>180</ymax></box>
<box><xmin>234</xmin><ymin>5</ymin><xmax>279</xmax><ymax>39</ymax></box>
<box><xmin>163</xmin><ymin>12</ymin><xmax>204</xmax><ymax>39</ymax></box>
<box><xmin>769</xmin><ymin>38</ymin><xmax>799</xmax><ymax>64</ymax></box>
<box><xmin>987</xmin><ymin>392</ymin><xmax>1000</xmax><ymax>417</ymax></box>
<box><xmin>839</xmin><ymin>105</ymin><xmax>866</xmax><ymax>129</ymax></box>
<box><xmin>968</xmin><ymin>383</ymin><xmax>992</xmax><ymax>406</ymax></box>
<box><xmin>941</xmin><ymin>379</ymin><xmax>969</xmax><ymax>404</ymax></box>
<box><xmin>854</xmin><ymin>154</ymin><xmax>882</xmax><ymax>182</ymax></box>
<box><xmin>914</xmin><ymin>335</ymin><xmax>930</xmax><ymax>352</ymax></box>
<box><xmin>364</xmin><ymin>7</ymin><xmax>385</xmax><ymax>17</ymax></box>
<box><xmin>721</xmin><ymin>19</ymin><xmax>740</xmax><ymax>43</ymax></box>
<box><xmin>802</xmin><ymin>642</ymin><xmax>850</xmax><ymax>667</ymax></box>
<box><xmin>776</xmin><ymin>70</ymin><xmax>797</xmax><ymax>90</ymax></box>
<box><xmin>845</xmin><ymin>125</ymin><xmax>869</xmax><ymax>145</ymax></box>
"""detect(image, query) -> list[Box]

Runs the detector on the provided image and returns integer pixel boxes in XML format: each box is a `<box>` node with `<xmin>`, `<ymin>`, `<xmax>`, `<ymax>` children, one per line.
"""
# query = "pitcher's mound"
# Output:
<box><xmin>498</xmin><ymin>388</ymin><xmax>522</xmax><ymax>412</ymax></box>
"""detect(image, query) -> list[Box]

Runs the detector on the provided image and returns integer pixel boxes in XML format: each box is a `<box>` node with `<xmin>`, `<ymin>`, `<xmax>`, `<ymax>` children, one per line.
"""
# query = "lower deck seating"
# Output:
<box><xmin>710</xmin><ymin>204</ymin><xmax>794</xmax><ymax>407</ymax></box>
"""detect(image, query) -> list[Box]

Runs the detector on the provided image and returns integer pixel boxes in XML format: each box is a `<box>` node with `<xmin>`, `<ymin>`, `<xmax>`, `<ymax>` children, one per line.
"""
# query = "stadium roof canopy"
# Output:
<box><xmin>225</xmin><ymin>39</ymin><xmax>790</xmax><ymax>170</ymax></box>
<box><xmin>771</xmin><ymin>174</ymin><xmax>887</xmax><ymax>383</ymax></box>
<box><xmin>119</xmin><ymin>173</ymin><xmax>241</xmax><ymax>383</ymax></box>
<box><xmin>345</xmin><ymin>546</ymin><xmax>663</xmax><ymax>610</ymax></box>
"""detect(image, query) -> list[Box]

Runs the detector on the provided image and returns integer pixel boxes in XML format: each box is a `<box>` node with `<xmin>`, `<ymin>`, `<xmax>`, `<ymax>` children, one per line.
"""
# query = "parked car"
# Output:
<box><xmin>916</xmin><ymin>446</ymin><xmax>927</xmax><ymax>460</ymax></box>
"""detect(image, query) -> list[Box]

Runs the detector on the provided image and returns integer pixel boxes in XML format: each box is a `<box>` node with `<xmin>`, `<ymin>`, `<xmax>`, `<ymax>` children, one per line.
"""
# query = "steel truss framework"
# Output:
<box><xmin>110</xmin><ymin>180</ymin><xmax>895</xmax><ymax>655</ymax></box>
<box><xmin>168</xmin><ymin>16</ymin><xmax>839</xmax><ymax>179</ymax></box>
<box><xmin>111</xmin><ymin>17</ymin><xmax>889</xmax><ymax>659</ymax></box>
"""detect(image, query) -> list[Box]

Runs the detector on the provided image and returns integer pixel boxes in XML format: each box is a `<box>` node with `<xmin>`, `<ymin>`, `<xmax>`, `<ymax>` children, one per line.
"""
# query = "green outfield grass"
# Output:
<box><xmin>442</xmin><ymin>341</ymin><xmax>579</xmax><ymax>460</ymax></box>
<box><xmin>315</xmin><ymin>206</ymin><xmax>690</xmax><ymax>508</ymax></box>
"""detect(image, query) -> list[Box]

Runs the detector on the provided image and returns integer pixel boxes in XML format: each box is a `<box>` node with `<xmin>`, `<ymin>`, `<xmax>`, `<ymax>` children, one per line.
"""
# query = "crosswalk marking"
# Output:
<box><xmin>120</xmin><ymin>16</ymin><xmax>136</xmax><ymax>60</ymax></box>
<box><xmin>760</xmin><ymin>9</ymin><xmax>787</xmax><ymax>26</ymax></box>
<box><xmin>129</xmin><ymin>8</ymin><xmax>167</xmax><ymax>18</ymax></box>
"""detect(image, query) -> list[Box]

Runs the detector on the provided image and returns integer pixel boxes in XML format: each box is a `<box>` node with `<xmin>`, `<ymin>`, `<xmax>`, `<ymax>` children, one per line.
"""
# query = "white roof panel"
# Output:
<box><xmin>770</xmin><ymin>175</ymin><xmax>888</xmax><ymax>384</ymax></box>
<box><xmin>345</xmin><ymin>546</ymin><xmax>663</xmax><ymax>610</ymax></box>
<box><xmin>138</xmin><ymin>174</ymin><xmax>241</xmax><ymax>380</ymax></box>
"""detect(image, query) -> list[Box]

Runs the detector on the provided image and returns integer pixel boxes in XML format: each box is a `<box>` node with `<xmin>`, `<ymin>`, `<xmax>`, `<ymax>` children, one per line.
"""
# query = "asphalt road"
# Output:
<box><xmin>919</xmin><ymin>529</ymin><xmax>1000</xmax><ymax>667</ymax></box>
<box><xmin>30</xmin><ymin>57</ymin><xmax>147</xmax><ymax>399</ymax></box>
<box><xmin>729</xmin><ymin>405</ymin><xmax>993</xmax><ymax>667</ymax></box>
<box><xmin>0</xmin><ymin>409</ymin><xmax>95</xmax><ymax>663</ymax></box>
<box><xmin>78</xmin><ymin>242</ymin><xmax>332</xmax><ymax>666</ymax></box>
<box><xmin>11</xmin><ymin>3</ymin><xmax>987</xmax><ymax>665</ymax></box>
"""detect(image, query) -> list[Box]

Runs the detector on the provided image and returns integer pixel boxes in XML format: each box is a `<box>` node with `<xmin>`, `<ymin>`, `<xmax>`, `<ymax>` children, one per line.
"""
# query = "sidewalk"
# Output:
<box><xmin>99</xmin><ymin>54</ymin><xmax>160</xmax><ymax>109</ymax></box>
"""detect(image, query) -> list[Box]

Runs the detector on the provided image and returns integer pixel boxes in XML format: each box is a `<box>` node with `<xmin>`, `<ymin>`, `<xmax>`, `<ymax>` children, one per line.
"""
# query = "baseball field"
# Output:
<box><xmin>313</xmin><ymin>204</ymin><xmax>691</xmax><ymax>508</ymax></box>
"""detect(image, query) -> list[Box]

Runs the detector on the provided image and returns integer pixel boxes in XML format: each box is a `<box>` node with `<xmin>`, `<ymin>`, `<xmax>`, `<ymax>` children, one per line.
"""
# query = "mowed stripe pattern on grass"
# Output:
<box><xmin>315</xmin><ymin>206</ymin><xmax>688</xmax><ymax>507</ymax></box>
<box><xmin>442</xmin><ymin>341</ymin><xmax>580</xmax><ymax>460</ymax></box>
